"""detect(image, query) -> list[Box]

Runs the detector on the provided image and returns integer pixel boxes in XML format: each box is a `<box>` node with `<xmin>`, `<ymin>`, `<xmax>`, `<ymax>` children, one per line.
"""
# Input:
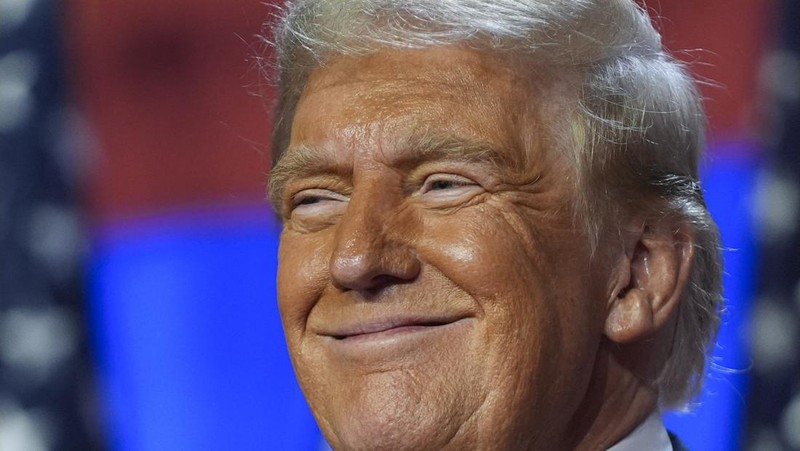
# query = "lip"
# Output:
<box><xmin>318</xmin><ymin>315</ymin><xmax>473</xmax><ymax>360</ymax></box>
<box><xmin>325</xmin><ymin>316</ymin><xmax>464</xmax><ymax>340</ymax></box>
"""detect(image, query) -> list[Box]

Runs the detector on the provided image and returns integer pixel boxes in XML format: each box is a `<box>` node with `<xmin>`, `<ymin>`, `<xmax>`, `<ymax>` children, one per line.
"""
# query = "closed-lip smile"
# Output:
<box><xmin>316</xmin><ymin>315</ymin><xmax>473</xmax><ymax>358</ymax></box>
<box><xmin>327</xmin><ymin>317</ymin><xmax>464</xmax><ymax>341</ymax></box>
<box><xmin>313</xmin><ymin>310</ymin><xmax>476</xmax><ymax>363</ymax></box>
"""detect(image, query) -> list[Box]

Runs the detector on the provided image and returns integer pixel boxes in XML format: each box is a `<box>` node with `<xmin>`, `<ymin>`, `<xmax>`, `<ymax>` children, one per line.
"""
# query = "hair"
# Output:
<box><xmin>265</xmin><ymin>0</ymin><xmax>723</xmax><ymax>408</ymax></box>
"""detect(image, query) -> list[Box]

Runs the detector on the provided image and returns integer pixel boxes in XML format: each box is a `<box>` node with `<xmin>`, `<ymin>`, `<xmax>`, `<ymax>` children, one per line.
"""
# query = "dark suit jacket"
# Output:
<box><xmin>668</xmin><ymin>431</ymin><xmax>689</xmax><ymax>451</ymax></box>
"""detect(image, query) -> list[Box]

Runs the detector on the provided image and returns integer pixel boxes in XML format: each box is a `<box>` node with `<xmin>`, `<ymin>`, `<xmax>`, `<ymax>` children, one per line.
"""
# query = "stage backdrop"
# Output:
<box><xmin>65</xmin><ymin>0</ymin><xmax>771</xmax><ymax>449</ymax></box>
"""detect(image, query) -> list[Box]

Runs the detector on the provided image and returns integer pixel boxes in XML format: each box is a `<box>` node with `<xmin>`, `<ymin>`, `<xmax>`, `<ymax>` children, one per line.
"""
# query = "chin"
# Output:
<box><xmin>322</xmin><ymin>410</ymin><xmax>455</xmax><ymax>451</ymax></box>
<box><xmin>310</xmin><ymin>371</ymin><xmax>477</xmax><ymax>451</ymax></box>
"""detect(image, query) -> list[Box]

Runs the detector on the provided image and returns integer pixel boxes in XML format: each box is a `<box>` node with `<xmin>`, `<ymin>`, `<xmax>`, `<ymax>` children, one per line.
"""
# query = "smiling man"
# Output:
<box><xmin>266</xmin><ymin>1</ymin><xmax>723</xmax><ymax>450</ymax></box>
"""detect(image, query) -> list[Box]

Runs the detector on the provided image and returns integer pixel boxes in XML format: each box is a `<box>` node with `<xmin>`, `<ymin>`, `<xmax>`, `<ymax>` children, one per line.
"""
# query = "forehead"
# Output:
<box><xmin>306</xmin><ymin>46</ymin><xmax>521</xmax><ymax>96</ymax></box>
<box><xmin>303</xmin><ymin>46</ymin><xmax>524</xmax><ymax>105</ymax></box>
<box><xmin>289</xmin><ymin>47</ymin><xmax>547</xmax><ymax>160</ymax></box>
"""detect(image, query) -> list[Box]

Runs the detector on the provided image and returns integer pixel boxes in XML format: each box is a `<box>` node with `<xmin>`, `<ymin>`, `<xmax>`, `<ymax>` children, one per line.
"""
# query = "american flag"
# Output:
<box><xmin>1</xmin><ymin>0</ymin><xmax>797</xmax><ymax>449</ymax></box>
<box><xmin>747</xmin><ymin>1</ymin><xmax>800</xmax><ymax>450</ymax></box>
<box><xmin>0</xmin><ymin>0</ymin><xmax>100</xmax><ymax>449</ymax></box>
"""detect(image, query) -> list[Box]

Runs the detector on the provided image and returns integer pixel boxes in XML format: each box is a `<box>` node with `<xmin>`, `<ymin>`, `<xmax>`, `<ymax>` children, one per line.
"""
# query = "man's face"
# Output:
<box><xmin>274</xmin><ymin>47</ymin><xmax>612</xmax><ymax>450</ymax></box>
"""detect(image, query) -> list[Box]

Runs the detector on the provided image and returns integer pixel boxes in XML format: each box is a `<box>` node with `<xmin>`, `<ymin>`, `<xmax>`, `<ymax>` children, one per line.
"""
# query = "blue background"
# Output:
<box><xmin>89</xmin><ymin>148</ymin><xmax>758</xmax><ymax>450</ymax></box>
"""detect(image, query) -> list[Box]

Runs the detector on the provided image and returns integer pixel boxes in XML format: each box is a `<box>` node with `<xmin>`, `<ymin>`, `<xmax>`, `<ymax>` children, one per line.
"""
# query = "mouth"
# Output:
<box><xmin>329</xmin><ymin>318</ymin><xmax>458</xmax><ymax>341</ymax></box>
<box><xmin>317</xmin><ymin>315</ymin><xmax>473</xmax><ymax>363</ymax></box>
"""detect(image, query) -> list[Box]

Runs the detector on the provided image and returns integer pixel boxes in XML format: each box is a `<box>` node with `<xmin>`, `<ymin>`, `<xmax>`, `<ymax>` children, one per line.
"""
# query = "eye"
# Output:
<box><xmin>295</xmin><ymin>195</ymin><xmax>323</xmax><ymax>206</ymax></box>
<box><xmin>290</xmin><ymin>188</ymin><xmax>348</xmax><ymax>212</ymax></box>
<box><xmin>430</xmin><ymin>179</ymin><xmax>462</xmax><ymax>191</ymax></box>
<box><xmin>421</xmin><ymin>174</ymin><xmax>478</xmax><ymax>194</ymax></box>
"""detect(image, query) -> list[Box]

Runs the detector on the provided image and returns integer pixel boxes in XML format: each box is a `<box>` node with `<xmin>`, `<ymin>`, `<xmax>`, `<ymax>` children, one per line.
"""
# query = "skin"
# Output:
<box><xmin>272</xmin><ymin>46</ymin><xmax>695</xmax><ymax>450</ymax></box>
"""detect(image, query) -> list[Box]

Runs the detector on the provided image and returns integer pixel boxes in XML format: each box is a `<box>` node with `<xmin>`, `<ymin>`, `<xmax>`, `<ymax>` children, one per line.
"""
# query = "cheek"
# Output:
<box><xmin>277</xmin><ymin>230</ymin><xmax>332</xmax><ymax>335</ymax></box>
<box><xmin>418</xmin><ymin>203</ymin><xmax>560</xmax><ymax>310</ymax></box>
<box><xmin>417</xmin><ymin>202</ymin><xmax>601</xmax><ymax>378</ymax></box>
<box><xmin>415</xmin><ymin>207</ymin><xmax>550</xmax><ymax>380</ymax></box>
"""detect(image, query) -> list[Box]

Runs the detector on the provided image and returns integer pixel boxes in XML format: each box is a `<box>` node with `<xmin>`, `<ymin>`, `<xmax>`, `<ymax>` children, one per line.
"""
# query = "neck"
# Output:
<box><xmin>563</xmin><ymin>339</ymin><xmax>660</xmax><ymax>451</ymax></box>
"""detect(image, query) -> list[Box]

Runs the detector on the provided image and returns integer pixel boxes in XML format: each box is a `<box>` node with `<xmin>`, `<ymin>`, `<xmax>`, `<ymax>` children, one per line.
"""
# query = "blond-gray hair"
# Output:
<box><xmin>265</xmin><ymin>0</ymin><xmax>723</xmax><ymax>408</ymax></box>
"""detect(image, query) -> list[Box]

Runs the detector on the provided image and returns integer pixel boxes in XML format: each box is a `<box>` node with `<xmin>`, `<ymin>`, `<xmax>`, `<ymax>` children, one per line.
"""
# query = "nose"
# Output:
<box><xmin>329</xmin><ymin>185</ymin><xmax>421</xmax><ymax>292</ymax></box>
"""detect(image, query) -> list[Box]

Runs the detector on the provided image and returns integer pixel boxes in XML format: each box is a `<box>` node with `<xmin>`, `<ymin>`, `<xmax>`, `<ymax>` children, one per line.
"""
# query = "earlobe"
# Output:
<box><xmin>605</xmin><ymin>287</ymin><xmax>655</xmax><ymax>343</ymax></box>
<box><xmin>604</xmin><ymin>222</ymin><xmax>694</xmax><ymax>345</ymax></box>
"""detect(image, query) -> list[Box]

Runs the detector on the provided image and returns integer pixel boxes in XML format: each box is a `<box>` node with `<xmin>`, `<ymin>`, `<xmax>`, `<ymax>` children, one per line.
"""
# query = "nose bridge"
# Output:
<box><xmin>335</xmin><ymin>181</ymin><xmax>390</xmax><ymax>262</ymax></box>
<box><xmin>329</xmin><ymin>177</ymin><xmax>419</xmax><ymax>291</ymax></box>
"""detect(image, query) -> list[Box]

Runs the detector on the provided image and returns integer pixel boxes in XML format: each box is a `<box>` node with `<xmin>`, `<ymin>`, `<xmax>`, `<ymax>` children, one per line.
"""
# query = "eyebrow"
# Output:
<box><xmin>267</xmin><ymin>133</ymin><xmax>512</xmax><ymax>207</ymax></box>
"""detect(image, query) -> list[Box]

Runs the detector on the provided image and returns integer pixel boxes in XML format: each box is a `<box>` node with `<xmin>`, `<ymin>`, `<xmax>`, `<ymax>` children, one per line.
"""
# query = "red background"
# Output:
<box><xmin>65</xmin><ymin>0</ymin><xmax>772</xmax><ymax>220</ymax></box>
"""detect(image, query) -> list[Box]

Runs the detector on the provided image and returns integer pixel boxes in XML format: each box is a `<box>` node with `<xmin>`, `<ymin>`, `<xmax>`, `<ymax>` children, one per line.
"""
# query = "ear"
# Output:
<box><xmin>604</xmin><ymin>220</ymin><xmax>695</xmax><ymax>344</ymax></box>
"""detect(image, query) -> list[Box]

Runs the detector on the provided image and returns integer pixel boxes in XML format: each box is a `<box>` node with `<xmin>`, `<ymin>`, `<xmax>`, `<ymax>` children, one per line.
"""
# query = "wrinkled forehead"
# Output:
<box><xmin>302</xmin><ymin>49</ymin><xmax>520</xmax><ymax>121</ymax></box>
<box><xmin>304</xmin><ymin>45</ymin><xmax>520</xmax><ymax>93</ymax></box>
<box><xmin>287</xmin><ymin>46</ymin><xmax>574</xmax><ymax>166</ymax></box>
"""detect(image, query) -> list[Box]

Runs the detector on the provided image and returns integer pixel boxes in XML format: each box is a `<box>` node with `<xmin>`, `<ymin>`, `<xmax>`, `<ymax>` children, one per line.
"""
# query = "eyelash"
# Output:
<box><xmin>285</xmin><ymin>172</ymin><xmax>479</xmax><ymax>212</ymax></box>
<box><xmin>291</xmin><ymin>189</ymin><xmax>342</xmax><ymax>208</ymax></box>
<box><xmin>420</xmin><ymin>173</ymin><xmax>477</xmax><ymax>193</ymax></box>
<box><xmin>296</xmin><ymin>196</ymin><xmax>321</xmax><ymax>206</ymax></box>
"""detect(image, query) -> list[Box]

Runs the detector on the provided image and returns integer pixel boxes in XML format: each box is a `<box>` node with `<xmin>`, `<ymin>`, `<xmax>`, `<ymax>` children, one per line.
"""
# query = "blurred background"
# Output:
<box><xmin>0</xmin><ymin>0</ymin><xmax>798</xmax><ymax>449</ymax></box>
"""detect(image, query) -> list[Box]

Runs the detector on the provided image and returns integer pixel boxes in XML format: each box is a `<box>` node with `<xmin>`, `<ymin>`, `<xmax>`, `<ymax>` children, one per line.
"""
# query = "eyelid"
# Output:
<box><xmin>291</xmin><ymin>188</ymin><xmax>349</xmax><ymax>207</ymax></box>
<box><xmin>409</xmin><ymin>157</ymin><xmax>496</xmax><ymax>186</ymax></box>
<box><xmin>420</xmin><ymin>173</ymin><xmax>478</xmax><ymax>192</ymax></box>
<box><xmin>282</xmin><ymin>175</ymin><xmax>350</xmax><ymax>203</ymax></box>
